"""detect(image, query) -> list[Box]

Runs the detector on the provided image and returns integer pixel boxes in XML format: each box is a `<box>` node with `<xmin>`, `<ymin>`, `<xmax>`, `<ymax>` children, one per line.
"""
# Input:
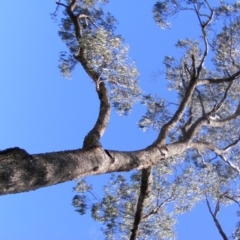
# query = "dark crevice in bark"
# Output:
<box><xmin>130</xmin><ymin>167</ymin><xmax>152</xmax><ymax>240</ymax></box>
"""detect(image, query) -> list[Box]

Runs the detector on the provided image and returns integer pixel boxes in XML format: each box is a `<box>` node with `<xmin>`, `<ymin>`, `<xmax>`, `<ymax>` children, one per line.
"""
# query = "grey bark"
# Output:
<box><xmin>0</xmin><ymin>144</ymin><xmax>175</xmax><ymax>195</ymax></box>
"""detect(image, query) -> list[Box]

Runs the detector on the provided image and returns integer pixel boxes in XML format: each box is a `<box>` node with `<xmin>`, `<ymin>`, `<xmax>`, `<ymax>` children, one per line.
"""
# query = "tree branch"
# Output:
<box><xmin>154</xmin><ymin>75</ymin><xmax>198</xmax><ymax>146</ymax></box>
<box><xmin>0</xmin><ymin>139</ymin><xmax>195</xmax><ymax>196</ymax></box>
<box><xmin>83</xmin><ymin>81</ymin><xmax>110</xmax><ymax>149</ymax></box>
<box><xmin>182</xmin><ymin>105</ymin><xmax>193</xmax><ymax>135</ymax></box>
<box><xmin>224</xmin><ymin>195</ymin><xmax>240</xmax><ymax>208</ymax></box>
<box><xmin>130</xmin><ymin>167</ymin><xmax>152</xmax><ymax>240</ymax></box>
<box><xmin>52</xmin><ymin>1</ymin><xmax>67</xmax><ymax>18</ymax></box>
<box><xmin>195</xmin><ymin>87</ymin><xmax>206</xmax><ymax>116</ymax></box>
<box><xmin>55</xmin><ymin>2</ymin><xmax>67</xmax><ymax>8</ymax></box>
<box><xmin>190</xmin><ymin>140</ymin><xmax>240</xmax><ymax>173</ymax></box>
<box><xmin>142</xmin><ymin>194</ymin><xmax>176</xmax><ymax>220</ymax></box>
<box><xmin>212</xmin><ymin>81</ymin><xmax>233</xmax><ymax>114</ymax></box>
<box><xmin>182</xmin><ymin>100</ymin><xmax>240</xmax><ymax>145</ymax></box>
<box><xmin>205</xmin><ymin>196</ymin><xmax>228</xmax><ymax>240</ymax></box>
<box><xmin>194</xmin><ymin>0</ymin><xmax>214</xmax><ymax>74</ymax></box>
<box><xmin>58</xmin><ymin>2</ymin><xmax>111</xmax><ymax>149</ymax></box>
<box><xmin>198</xmin><ymin>70</ymin><xmax>240</xmax><ymax>85</ymax></box>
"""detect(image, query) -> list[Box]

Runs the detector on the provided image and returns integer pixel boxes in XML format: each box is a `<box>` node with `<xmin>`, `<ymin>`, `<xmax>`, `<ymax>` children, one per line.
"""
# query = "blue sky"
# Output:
<box><xmin>0</xmin><ymin>1</ymin><xmax>238</xmax><ymax>239</ymax></box>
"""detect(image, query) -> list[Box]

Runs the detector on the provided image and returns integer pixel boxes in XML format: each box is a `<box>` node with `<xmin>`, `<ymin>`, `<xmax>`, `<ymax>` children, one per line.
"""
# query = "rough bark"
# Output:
<box><xmin>0</xmin><ymin>136</ymin><xmax>195</xmax><ymax>195</ymax></box>
<box><xmin>0</xmin><ymin>144</ymin><xmax>177</xmax><ymax>195</ymax></box>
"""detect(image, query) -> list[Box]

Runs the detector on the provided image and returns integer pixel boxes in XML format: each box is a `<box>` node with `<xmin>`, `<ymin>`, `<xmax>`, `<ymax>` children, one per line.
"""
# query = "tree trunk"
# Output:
<box><xmin>0</xmin><ymin>143</ymin><xmax>186</xmax><ymax>195</ymax></box>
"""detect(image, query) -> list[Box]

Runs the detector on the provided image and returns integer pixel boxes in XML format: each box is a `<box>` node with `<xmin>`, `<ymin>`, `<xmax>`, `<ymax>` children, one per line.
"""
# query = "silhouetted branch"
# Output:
<box><xmin>199</xmin><ymin>70</ymin><xmax>240</xmax><ymax>85</ymax></box>
<box><xmin>205</xmin><ymin>196</ymin><xmax>228</xmax><ymax>240</ymax></box>
<box><xmin>130</xmin><ymin>167</ymin><xmax>152</xmax><ymax>240</ymax></box>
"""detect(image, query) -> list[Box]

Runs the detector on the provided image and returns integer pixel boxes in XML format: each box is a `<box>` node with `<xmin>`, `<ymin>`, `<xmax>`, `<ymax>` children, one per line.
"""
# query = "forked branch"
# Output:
<box><xmin>154</xmin><ymin>75</ymin><xmax>198</xmax><ymax>146</ymax></box>
<box><xmin>194</xmin><ymin>0</ymin><xmax>214</xmax><ymax>74</ymax></box>
<box><xmin>191</xmin><ymin>139</ymin><xmax>240</xmax><ymax>174</ymax></box>
<box><xmin>205</xmin><ymin>196</ymin><xmax>228</xmax><ymax>240</ymax></box>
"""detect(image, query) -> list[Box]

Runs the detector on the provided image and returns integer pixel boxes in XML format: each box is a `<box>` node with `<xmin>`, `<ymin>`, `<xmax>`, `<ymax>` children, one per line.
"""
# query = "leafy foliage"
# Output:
<box><xmin>58</xmin><ymin>0</ymin><xmax>141</xmax><ymax>115</ymax></box>
<box><xmin>66</xmin><ymin>0</ymin><xmax>240</xmax><ymax>239</ymax></box>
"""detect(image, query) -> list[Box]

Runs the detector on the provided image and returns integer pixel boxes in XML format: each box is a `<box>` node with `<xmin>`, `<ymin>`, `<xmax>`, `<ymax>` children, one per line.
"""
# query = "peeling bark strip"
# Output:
<box><xmin>130</xmin><ymin>167</ymin><xmax>152</xmax><ymax>240</ymax></box>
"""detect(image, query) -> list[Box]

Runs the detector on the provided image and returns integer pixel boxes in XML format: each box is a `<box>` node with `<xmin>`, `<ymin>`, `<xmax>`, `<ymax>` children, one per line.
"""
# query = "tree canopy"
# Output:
<box><xmin>1</xmin><ymin>0</ymin><xmax>240</xmax><ymax>239</ymax></box>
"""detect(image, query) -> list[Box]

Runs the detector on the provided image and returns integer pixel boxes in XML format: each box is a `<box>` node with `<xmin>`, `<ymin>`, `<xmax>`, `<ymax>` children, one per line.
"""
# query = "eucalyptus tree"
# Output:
<box><xmin>1</xmin><ymin>0</ymin><xmax>240</xmax><ymax>239</ymax></box>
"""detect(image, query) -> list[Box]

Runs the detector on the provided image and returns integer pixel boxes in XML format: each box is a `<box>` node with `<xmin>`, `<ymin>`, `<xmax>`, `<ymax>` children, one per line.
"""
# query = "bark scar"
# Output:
<box><xmin>156</xmin><ymin>146</ymin><xmax>168</xmax><ymax>159</ymax></box>
<box><xmin>104</xmin><ymin>149</ymin><xmax>115</xmax><ymax>163</ymax></box>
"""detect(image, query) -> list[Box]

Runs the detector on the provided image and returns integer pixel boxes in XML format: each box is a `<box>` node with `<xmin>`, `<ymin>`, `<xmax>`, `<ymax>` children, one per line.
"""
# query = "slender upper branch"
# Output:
<box><xmin>55</xmin><ymin>2</ymin><xmax>67</xmax><ymax>8</ymax></box>
<box><xmin>59</xmin><ymin>1</ymin><xmax>111</xmax><ymax>149</ymax></box>
<box><xmin>154</xmin><ymin>76</ymin><xmax>198</xmax><ymax>147</ymax></box>
<box><xmin>194</xmin><ymin>1</ymin><xmax>214</xmax><ymax>74</ymax></box>
<box><xmin>198</xmin><ymin>70</ymin><xmax>240</xmax><ymax>85</ymax></box>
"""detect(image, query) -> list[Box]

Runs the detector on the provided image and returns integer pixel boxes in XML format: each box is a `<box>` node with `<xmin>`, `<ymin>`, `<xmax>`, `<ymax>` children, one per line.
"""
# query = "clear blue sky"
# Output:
<box><xmin>0</xmin><ymin>1</ymin><xmax>238</xmax><ymax>239</ymax></box>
